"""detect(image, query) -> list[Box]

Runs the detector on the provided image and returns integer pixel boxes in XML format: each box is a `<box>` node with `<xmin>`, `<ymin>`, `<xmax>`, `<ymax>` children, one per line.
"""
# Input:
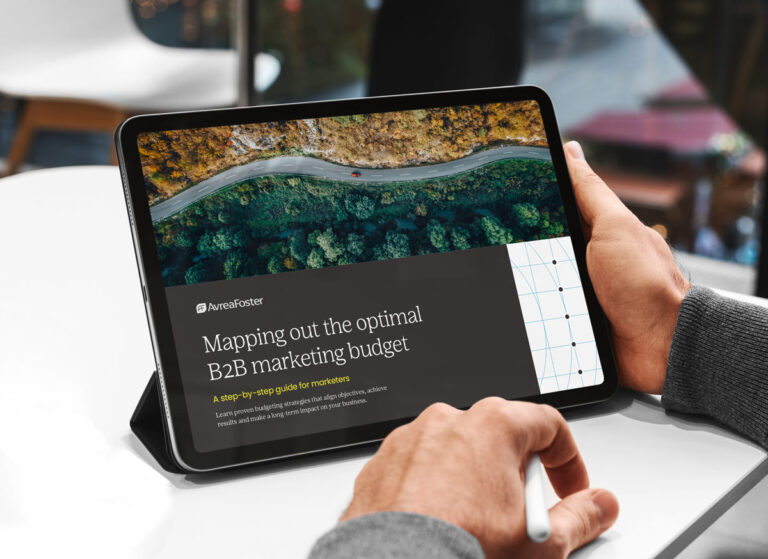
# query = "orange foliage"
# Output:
<box><xmin>138</xmin><ymin>100</ymin><xmax>547</xmax><ymax>204</ymax></box>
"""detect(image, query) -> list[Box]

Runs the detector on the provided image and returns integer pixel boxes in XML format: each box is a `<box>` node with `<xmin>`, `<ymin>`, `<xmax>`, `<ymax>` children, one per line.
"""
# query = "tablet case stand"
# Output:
<box><xmin>130</xmin><ymin>371</ymin><xmax>185</xmax><ymax>473</ymax></box>
<box><xmin>130</xmin><ymin>371</ymin><xmax>377</xmax><ymax>474</ymax></box>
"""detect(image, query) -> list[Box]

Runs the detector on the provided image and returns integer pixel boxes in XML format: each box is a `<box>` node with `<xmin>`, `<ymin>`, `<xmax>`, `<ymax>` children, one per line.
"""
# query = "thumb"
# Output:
<box><xmin>563</xmin><ymin>141</ymin><xmax>631</xmax><ymax>229</ymax></box>
<box><xmin>543</xmin><ymin>488</ymin><xmax>619</xmax><ymax>556</ymax></box>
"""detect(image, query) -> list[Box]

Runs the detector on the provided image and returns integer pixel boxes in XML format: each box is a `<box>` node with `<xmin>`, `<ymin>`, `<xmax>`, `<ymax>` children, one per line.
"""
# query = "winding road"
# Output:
<box><xmin>150</xmin><ymin>145</ymin><xmax>551</xmax><ymax>222</ymax></box>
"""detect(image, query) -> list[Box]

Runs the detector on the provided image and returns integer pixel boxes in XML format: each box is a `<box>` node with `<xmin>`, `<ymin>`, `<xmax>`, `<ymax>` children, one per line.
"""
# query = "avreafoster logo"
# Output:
<box><xmin>196</xmin><ymin>297</ymin><xmax>264</xmax><ymax>314</ymax></box>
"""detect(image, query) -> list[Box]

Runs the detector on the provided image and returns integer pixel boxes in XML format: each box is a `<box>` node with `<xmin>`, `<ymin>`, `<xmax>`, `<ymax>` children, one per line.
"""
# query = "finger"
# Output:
<box><xmin>541</xmin><ymin>449</ymin><xmax>590</xmax><ymax>499</ymax></box>
<box><xmin>484</xmin><ymin>402</ymin><xmax>589</xmax><ymax>498</ymax></box>
<box><xmin>417</xmin><ymin>401</ymin><xmax>462</xmax><ymax>421</ymax></box>
<box><xmin>523</xmin><ymin>405</ymin><xmax>589</xmax><ymax>497</ymax></box>
<box><xmin>544</xmin><ymin>488</ymin><xmax>619</xmax><ymax>556</ymax></box>
<box><xmin>564</xmin><ymin>141</ymin><xmax>631</xmax><ymax>229</ymax></box>
<box><xmin>376</xmin><ymin>403</ymin><xmax>456</xmax><ymax>463</ymax></box>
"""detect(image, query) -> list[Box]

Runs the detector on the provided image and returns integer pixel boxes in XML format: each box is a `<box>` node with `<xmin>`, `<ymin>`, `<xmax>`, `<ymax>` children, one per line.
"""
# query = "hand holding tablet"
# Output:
<box><xmin>563</xmin><ymin>141</ymin><xmax>690</xmax><ymax>395</ymax></box>
<box><xmin>118</xmin><ymin>85</ymin><xmax>617</xmax><ymax>472</ymax></box>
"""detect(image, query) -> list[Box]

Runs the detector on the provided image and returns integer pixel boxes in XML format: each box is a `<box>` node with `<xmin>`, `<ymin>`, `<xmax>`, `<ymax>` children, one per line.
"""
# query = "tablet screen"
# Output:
<box><xmin>137</xmin><ymin>99</ymin><xmax>605</xmax><ymax>454</ymax></box>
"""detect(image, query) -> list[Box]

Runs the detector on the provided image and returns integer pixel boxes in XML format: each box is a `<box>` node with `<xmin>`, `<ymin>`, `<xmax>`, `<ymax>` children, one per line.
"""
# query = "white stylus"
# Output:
<box><xmin>525</xmin><ymin>454</ymin><xmax>551</xmax><ymax>543</ymax></box>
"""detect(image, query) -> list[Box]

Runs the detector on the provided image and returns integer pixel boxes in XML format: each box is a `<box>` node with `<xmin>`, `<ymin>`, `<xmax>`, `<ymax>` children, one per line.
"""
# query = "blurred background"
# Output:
<box><xmin>0</xmin><ymin>1</ymin><xmax>766</xmax><ymax>555</ymax></box>
<box><xmin>1</xmin><ymin>0</ymin><xmax>766</xmax><ymax>297</ymax></box>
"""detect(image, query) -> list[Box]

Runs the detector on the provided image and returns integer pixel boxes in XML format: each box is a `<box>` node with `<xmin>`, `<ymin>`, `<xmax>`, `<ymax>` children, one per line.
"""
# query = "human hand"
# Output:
<box><xmin>342</xmin><ymin>398</ymin><xmax>619</xmax><ymax>558</ymax></box>
<box><xmin>564</xmin><ymin>141</ymin><xmax>691</xmax><ymax>393</ymax></box>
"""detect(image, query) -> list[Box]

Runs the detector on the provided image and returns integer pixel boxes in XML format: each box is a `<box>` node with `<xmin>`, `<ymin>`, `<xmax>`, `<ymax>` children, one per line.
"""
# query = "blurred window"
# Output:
<box><xmin>73</xmin><ymin>1</ymin><xmax>768</xmax><ymax>291</ymax></box>
<box><xmin>522</xmin><ymin>0</ymin><xmax>766</xmax><ymax>292</ymax></box>
<box><xmin>130</xmin><ymin>0</ymin><xmax>377</xmax><ymax>101</ymax></box>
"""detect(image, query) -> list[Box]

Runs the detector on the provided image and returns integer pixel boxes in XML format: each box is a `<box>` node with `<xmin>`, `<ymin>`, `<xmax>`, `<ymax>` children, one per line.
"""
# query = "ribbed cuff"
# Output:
<box><xmin>662</xmin><ymin>284</ymin><xmax>768</xmax><ymax>449</ymax></box>
<box><xmin>308</xmin><ymin>511</ymin><xmax>485</xmax><ymax>559</ymax></box>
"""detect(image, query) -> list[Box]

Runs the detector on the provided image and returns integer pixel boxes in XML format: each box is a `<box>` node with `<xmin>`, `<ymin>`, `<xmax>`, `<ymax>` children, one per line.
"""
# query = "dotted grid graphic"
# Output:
<box><xmin>507</xmin><ymin>236</ymin><xmax>603</xmax><ymax>393</ymax></box>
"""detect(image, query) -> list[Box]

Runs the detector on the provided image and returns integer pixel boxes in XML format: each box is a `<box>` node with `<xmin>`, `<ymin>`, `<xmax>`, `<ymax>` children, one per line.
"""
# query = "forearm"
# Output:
<box><xmin>662</xmin><ymin>285</ymin><xmax>768</xmax><ymax>448</ymax></box>
<box><xmin>308</xmin><ymin>511</ymin><xmax>485</xmax><ymax>559</ymax></box>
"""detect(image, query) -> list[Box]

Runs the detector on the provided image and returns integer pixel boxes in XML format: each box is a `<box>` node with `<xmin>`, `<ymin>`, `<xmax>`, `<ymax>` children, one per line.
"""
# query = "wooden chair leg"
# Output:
<box><xmin>2</xmin><ymin>100</ymin><xmax>37</xmax><ymax>177</ymax></box>
<box><xmin>2</xmin><ymin>98</ymin><xmax>129</xmax><ymax>177</ymax></box>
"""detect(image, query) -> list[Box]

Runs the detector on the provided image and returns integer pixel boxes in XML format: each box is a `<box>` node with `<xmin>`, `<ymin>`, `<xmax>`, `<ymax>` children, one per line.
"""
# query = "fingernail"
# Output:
<box><xmin>565</xmin><ymin>141</ymin><xmax>585</xmax><ymax>160</ymax></box>
<box><xmin>592</xmin><ymin>490</ymin><xmax>619</xmax><ymax>530</ymax></box>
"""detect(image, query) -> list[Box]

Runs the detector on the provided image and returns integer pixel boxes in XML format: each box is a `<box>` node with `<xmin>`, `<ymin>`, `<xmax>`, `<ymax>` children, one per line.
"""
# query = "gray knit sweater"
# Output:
<box><xmin>662</xmin><ymin>285</ymin><xmax>768</xmax><ymax>448</ymax></box>
<box><xmin>309</xmin><ymin>285</ymin><xmax>768</xmax><ymax>558</ymax></box>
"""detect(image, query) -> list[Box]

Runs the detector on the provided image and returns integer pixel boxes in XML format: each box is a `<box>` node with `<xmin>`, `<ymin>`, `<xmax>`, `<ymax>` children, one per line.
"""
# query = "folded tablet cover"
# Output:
<box><xmin>130</xmin><ymin>372</ymin><xmax>185</xmax><ymax>474</ymax></box>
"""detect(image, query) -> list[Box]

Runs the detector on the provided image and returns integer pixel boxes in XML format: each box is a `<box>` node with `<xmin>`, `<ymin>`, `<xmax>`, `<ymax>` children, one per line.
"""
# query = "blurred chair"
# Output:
<box><xmin>0</xmin><ymin>0</ymin><xmax>280</xmax><ymax>176</ymax></box>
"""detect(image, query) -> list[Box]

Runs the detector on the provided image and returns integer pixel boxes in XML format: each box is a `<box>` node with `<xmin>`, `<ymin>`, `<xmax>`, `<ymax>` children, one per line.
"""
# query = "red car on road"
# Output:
<box><xmin>351</xmin><ymin>171</ymin><xmax>361</xmax><ymax>177</ymax></box>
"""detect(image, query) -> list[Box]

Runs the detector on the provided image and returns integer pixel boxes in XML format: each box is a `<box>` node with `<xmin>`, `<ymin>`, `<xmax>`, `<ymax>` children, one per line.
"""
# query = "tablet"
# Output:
<box><xmin>118</xmin><ymin>85</ymin><xmax>617</xmax><ymax>472</ymax></box>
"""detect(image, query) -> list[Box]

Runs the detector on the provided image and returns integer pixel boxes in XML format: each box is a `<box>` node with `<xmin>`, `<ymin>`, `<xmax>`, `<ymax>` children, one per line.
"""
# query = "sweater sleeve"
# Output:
<box><xmin>307</xmin><ymin>511</ymin><xmax>485</xmax><ymax>559</ymax></box>
<box><xmin>662</xmin><ymin>284</ymin><xmax>768</xmax><ymax>449</ymax></box>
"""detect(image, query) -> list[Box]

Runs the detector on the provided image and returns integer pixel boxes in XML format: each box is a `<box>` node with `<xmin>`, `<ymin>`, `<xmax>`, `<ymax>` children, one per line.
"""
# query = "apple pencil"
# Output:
<box><xmin>525</xmin><ymin>454</ymin><xmax>551</xmax><ymax>543</ymax></box>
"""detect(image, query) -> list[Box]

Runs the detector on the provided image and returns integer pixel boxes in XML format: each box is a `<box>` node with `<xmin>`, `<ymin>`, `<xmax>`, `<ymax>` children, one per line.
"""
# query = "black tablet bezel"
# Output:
<box><xmin>117</xmin><ymin>85</ymin><xmax>618</xmax><ymax>472</ymax></box>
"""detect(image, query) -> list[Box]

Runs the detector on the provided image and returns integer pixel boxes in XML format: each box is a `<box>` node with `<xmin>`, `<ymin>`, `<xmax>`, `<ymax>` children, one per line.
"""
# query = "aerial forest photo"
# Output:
<box><xmin>139</xmin><ymin>100</ymin><xmax>569</xmax><ymax>286</ymax></box>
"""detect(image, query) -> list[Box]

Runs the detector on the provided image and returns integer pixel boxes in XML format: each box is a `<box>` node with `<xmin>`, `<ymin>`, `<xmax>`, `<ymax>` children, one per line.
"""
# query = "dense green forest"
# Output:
<box><xmin>153</xmin><ymin>158</ymin><xmax>567</xmax><ymax>286</ymax></box>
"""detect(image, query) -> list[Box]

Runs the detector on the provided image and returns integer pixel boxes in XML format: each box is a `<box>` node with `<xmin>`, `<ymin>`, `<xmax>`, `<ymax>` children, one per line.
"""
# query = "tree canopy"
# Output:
<box><xmin>152</xmin><ymin>157</ymin><xmax>567</xmax><ymax>286</ymax></box>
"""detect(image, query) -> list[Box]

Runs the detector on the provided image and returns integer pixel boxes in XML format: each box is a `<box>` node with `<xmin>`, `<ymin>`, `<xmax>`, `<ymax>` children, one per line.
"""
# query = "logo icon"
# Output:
<box><xmin>196</xmin><ymin>303</ymin><xmax>207</xmax><ymax>314</ymax></box>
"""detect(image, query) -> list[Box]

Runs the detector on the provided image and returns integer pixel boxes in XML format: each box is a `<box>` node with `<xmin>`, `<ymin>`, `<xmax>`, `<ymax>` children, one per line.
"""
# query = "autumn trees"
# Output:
<box><xmin>139</xmin><ymin>101</ymin><xmax>548</xmax><ymax>205</ymax></box>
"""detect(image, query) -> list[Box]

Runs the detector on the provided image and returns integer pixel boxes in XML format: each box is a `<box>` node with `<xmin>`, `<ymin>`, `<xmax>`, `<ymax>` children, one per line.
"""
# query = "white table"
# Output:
<box><xmin>0</xmin><ymin>166</ymin><xmax>765</xmax><ymax>558</ymax></box>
